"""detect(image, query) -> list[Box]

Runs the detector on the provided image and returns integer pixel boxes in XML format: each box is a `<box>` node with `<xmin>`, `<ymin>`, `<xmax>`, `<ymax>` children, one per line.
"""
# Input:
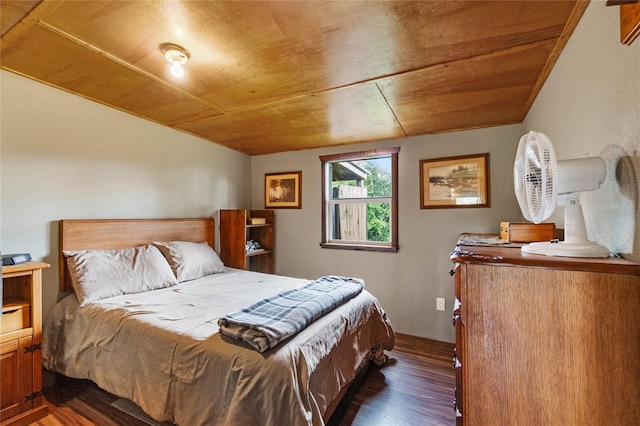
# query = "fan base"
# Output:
<box><xmin>521</xmin><ymin>240</ymin><xmax>610</xmax><ymax>258</ymax></box>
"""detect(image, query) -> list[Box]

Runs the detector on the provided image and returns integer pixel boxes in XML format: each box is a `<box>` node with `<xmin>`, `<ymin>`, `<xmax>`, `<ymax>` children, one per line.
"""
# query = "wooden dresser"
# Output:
<box><xmin>450</xmin><ymin>239</ymin><xmax>640</xmax><ymax>425</ymax></box>
<box><xmin>1</xmin><ymin>261</ymin><xmax>49</xmax><ymax>426</ymax></box>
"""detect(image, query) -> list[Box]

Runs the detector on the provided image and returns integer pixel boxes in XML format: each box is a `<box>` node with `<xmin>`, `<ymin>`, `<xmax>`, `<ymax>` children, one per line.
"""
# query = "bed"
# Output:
<box><xmin>43</xmin><ymin>218</ymin><xmax>395</xmax><ymax>425</ymax></box>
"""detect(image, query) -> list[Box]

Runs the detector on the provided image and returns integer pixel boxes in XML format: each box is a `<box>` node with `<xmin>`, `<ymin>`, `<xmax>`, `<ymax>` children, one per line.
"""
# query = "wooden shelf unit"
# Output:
<box><xmin>450</xmin><ymin>239</ymin><xmax>640</xmax><ymax>425</ymax></box>
<box><xmin>1</xmin><ymin>261</ymin><xmax>50</xmax><ymax>426</ymax></box>
<box><xmin>219</xmin><ymin>210</ymin><xmax>275</xmax><ymax>274</ymax></box>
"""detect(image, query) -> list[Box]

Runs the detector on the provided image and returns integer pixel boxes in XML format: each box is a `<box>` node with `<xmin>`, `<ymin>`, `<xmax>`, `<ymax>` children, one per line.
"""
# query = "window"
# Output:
<box><xmin>320</xmin><ymin>147</ymin><xmax>399</xmax><ymax>252</ymax></box>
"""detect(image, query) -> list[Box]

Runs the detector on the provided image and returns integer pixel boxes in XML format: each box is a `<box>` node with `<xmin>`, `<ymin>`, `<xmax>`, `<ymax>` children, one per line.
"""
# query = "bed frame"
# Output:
<box><xmin>57</xmin><ymin>217</ymin><xmax>364</xmax><ymax>423</ymax></box>
<box><xmin>59</xmin><ymin>218</ymin><xmax>215</xmax><ymax>292</ymax></box>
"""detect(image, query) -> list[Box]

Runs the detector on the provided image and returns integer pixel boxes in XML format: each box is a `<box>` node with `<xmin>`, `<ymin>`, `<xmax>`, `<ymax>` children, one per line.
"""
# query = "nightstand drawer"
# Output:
<box><xmin>1</xmin><ymin>300</ymin><xmax>31</xmax><ymax>333</ymax></box>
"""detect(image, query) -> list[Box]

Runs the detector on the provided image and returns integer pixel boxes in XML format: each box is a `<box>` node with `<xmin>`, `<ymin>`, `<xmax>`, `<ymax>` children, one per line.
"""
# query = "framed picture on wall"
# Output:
<box><xmin>265</xmin><ymin>171</ymin><xmax>302</xmax><ymax>209</ymax></box>
<box><xmin>419</xmin><ymin>153</ymin><xmax>489</xmax><ymax>209</ymax></box>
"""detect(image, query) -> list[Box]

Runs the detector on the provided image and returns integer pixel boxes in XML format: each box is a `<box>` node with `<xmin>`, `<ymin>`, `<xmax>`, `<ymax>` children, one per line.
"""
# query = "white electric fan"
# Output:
<box><xmin>513</xmin><ymin>131</ymin><xmax>610</xmax><ymax>257</ymax></box>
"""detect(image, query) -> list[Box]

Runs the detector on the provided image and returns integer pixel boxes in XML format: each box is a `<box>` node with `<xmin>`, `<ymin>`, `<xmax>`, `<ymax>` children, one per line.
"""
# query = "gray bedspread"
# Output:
<box><xmin>42</xmin><ymin>269</ymin><xmax>394</xmax><ymax>426</ymax></box>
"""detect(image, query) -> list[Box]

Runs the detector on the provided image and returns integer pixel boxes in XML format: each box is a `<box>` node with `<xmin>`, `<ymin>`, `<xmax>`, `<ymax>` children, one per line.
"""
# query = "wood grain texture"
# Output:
<box><xmin>0</xmin><ymin>0</ymin><xmax>41</xmax><ymax>37</ymax></box>
<box><xmin>58</xmin><ymin>218</ymin><xmax>215</xmax><ymax>292</ymax></box>
<box><xmin>451</xmin><ymin>243</ymin><xmax>640</xmax><ymax>275</ymax></box>
<box><xmin>218</xmin><ymin>210</ymin><xmax>249</xmax><ymax>270</ymax></box>
<box><xmin>2</xmin><ymin>262</ymin><xmax>50</xmax><ymax>425</ymax></box>
<box><xmin>454</xmin><ymin>245</ymin><xmax>640</xmax><ymax>425</ymax></box>
<box><xmin>0</xmin><ymin>1</ymin><xmax>588</xmax><ymax>155</ymax></box>
<box><xmin>621</xmin><ymin>2</ymin><xmax>640</xmax><ymax>44</ymax></box>
<box><xmin>219</xmin><ymin>210</ymin><xmax>275</xmax><ymax>273</ymax></box>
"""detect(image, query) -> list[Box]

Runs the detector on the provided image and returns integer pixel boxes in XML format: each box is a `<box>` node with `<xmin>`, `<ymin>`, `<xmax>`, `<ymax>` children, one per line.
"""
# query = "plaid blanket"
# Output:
<box><xmin>217</xmin><ymin>275</ymin><xmax>364</xmax><ymax>352</ymax></box>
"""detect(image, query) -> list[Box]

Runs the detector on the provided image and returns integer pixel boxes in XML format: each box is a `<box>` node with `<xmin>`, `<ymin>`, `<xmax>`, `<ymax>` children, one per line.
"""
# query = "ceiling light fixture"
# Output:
<box><xmin>160</xmin><ymin>42</ymin><xmax>190</xmax><ymax>78</ymax></box>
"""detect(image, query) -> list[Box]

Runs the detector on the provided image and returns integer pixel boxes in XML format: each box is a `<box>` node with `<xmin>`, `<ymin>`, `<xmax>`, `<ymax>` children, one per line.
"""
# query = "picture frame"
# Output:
<box><xmin>265</xmin><ymin>171</ymin><xmax>302</xmax><ymax>209</ymax></box>
<box><xmin>419</xmin><ymin>153</ymin><xmax>489</xmax><ymax>209</ymax></box>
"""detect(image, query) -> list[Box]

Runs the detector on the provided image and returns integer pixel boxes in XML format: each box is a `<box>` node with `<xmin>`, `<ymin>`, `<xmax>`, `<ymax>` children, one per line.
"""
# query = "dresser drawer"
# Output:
<box><xmin>1</xmin><ymin>300</ymin><xmax>31</xmax><ymax>333</ymax></box>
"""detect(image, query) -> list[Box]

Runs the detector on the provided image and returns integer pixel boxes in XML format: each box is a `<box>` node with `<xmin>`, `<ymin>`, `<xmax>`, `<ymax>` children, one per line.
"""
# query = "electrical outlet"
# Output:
<box><xmin>436</xmin><ymin>297</ymin><xmax>446</xmax><ymax>311</ymax></box>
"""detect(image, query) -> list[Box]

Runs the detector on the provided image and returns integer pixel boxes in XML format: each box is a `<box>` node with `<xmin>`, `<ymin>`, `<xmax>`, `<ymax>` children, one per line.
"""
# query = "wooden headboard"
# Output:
<box><xmin>59</xmin><ymin>218</ymin><xmax>215</xmax><ymax>292</ymax></box>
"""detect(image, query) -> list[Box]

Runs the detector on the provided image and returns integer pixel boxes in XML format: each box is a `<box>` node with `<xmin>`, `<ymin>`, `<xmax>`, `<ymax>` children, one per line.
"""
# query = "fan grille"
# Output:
<box><xmin>514</xmin><ymin>131</ymin><xmax>557</xmax><ymax>223</ymax></box>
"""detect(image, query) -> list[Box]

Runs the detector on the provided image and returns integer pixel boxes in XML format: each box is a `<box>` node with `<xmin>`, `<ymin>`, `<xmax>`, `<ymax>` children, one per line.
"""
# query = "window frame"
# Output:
<box><xmin>319</xmin><ymin>147</ymin><xmax>399</xmax><ymax>252</ymax></box>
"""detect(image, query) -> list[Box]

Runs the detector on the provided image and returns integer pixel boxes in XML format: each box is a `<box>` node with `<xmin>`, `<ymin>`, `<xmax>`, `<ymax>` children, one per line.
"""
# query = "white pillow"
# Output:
<box><xmin>65</xmin><ymin>245</ymin><xmax>177</xmax><ymax>306</ymax></box>
<box><xmin>153</xmin><ymin>241</ymin><xmax>225</xmax><ymax>282</ymax></box>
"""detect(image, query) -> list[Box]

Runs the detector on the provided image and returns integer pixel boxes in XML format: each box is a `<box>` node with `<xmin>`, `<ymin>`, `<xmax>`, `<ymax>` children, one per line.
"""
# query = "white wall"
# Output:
<box><xmin>525</xmin><ymin>1</ymin><xmax>640</xmax><ymax>259</ymax></box>
<box><xmin>251</xmin><ymin>2</ymin><xmax>640</xmax><ymax>342</ymax></box>
<box><xmin>252</xmin><ymin>125</ymin><xmax>524</xmax><ymax>342</ymax></box>
<box><xmin>1</xmin><ymin>71</ymin><xmax>251</xmax><ymax>316</ymax></box>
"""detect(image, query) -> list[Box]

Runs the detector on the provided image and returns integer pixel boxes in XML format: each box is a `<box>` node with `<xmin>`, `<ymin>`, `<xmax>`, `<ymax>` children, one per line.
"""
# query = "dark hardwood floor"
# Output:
<box><xmin>342</xmin><ymin>334</ymin><xmax>456</xmax><ymax>425</ymax></box>
<box><xmin>34</xmin><ymin>333</ymin><xmax>455</xmax><ymax>425</ymax></box>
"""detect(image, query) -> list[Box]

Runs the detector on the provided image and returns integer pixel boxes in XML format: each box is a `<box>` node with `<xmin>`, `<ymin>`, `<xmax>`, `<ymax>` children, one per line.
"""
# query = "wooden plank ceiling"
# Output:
<box><xmin>0</xmin><ymin>0</ymin><xmax>589</xmax><ymax>155</ymax></box>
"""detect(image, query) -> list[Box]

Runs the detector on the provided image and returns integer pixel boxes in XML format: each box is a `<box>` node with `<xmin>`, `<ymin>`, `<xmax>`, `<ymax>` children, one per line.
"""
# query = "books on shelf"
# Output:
<box><xmin>248</xmin><ymin>217</ymin><xmax>267</xmax><ymax>225</ymax></box>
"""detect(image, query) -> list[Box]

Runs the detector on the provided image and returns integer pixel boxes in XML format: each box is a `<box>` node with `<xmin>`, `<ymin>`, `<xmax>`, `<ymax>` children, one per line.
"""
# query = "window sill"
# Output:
<box><xmin>320</xmin><ymin>242</ymin><xmax>398</xmax><ymax>253</ymax></box>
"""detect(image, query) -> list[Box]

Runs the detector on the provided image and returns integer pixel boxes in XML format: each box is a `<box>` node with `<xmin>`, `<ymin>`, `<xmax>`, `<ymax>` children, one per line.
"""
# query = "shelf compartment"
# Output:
<box><xmin>220</xmin><ymin>209</ymin><xmax>275</xmax><ymax>274</ymax></box>
<box><xmin>1</xmin><ymin>298</ymin><xmax>31</xmax><ymax>334</ymax></box>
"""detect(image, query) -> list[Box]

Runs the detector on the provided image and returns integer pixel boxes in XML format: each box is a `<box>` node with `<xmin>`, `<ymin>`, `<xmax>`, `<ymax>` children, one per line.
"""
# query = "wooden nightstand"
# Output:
<box><xmin>1</xmin><ymin>261</ymin><xmax>49</xmax><ymax>426</ymax></box>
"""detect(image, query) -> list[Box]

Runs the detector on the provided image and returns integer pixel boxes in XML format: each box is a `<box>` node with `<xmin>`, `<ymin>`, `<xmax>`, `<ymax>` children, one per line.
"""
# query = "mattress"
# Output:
<box><xmin>42</xmin><ymin>268</ymin><xmax>394</xmax><ymax>425</ymax></box>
